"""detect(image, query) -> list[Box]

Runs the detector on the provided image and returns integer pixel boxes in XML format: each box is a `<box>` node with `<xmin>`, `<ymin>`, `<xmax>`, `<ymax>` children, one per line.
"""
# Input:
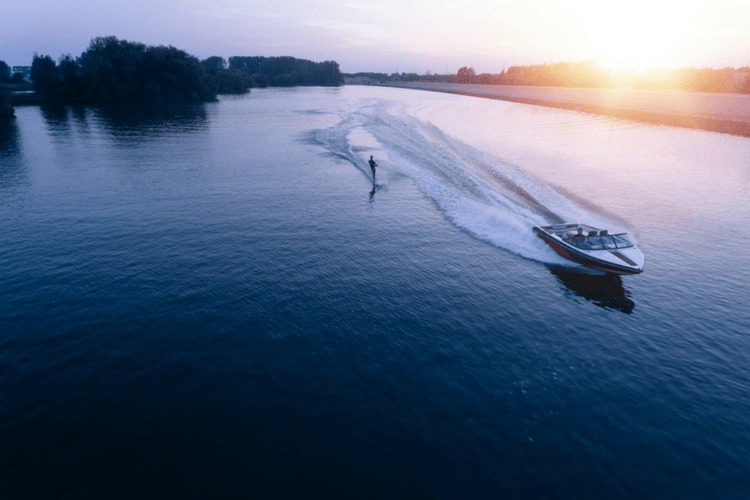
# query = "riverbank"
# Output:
<box><xmin>382</xmin><ymin>82</ymin><xmax>750</xmax><ymax>137</ymax></box>
<box><xmin>7</xmin><ymin>92</ymin><xmax>40</xmax><ymax>106</ymax></box>
<box><xmin>2</xmin><ymin>83</ymin><xmax>39</xmax><ymax>107</ymax></box>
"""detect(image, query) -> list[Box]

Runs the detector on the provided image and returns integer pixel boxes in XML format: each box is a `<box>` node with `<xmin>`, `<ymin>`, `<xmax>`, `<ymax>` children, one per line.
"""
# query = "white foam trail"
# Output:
<box><xmin>316</xmin><ymin>98</ymin><xmax>623</xmax><ymax>265</ymax></box>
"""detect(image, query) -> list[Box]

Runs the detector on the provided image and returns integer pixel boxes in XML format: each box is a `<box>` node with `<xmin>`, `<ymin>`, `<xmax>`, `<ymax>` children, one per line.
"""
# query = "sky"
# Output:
<box><xmin>3</xmin><ymin>0</ymin><xmax>750</xmax><ymax>74</ymax></box>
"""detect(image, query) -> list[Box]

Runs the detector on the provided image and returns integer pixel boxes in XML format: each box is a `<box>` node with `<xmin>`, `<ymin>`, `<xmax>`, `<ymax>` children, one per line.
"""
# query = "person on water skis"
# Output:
<box><xmin>368</xmin><ymin>155</ymin><xmax>377</xmax><ymax>181</ymax></box>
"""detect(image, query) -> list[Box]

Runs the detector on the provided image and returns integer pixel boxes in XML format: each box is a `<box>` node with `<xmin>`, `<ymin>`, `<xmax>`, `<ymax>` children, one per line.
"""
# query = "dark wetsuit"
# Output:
<box><xmin>368</xmin><ymin>157</ymin><xmax>377</xmax><ymax>180</ymax></box>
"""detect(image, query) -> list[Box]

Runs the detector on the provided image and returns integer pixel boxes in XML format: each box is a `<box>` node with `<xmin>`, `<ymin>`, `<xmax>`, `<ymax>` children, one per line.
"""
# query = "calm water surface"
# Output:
<box><xmin>1</xmin><ymin>87</ymin><xmax>749</xmax><ymax>499</ymax></box>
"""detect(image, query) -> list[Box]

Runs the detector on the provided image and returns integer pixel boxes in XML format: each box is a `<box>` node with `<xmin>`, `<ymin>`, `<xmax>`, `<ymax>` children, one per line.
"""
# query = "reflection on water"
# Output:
<box><xmin>0</xmin><ymin>118</ymin><xmax>26</xmax><ymax>188</ymax></box>
<box><xmin>91</xmin><ymin>102</ymin><xmax>208</xmax><ymax>139</ymax></box>
<box><xmin>39</xmin><ymin>102</ymin><xmax>209</xmax><ymax>144</ymax></box>
<box><xmin>39</xmin><ymin>103</ymin><xmax>71</xmax><ymax>134</ymax></box>
<box><xmin>0</xmin><ymin>118</ymin><xmax>21</xmax><ymax>155</ymax></box>
<box><xmin>40</xmin><ymin>104</ymin><xmax>95</xmax><ymax>137</ymax></box>
<box><xmin>548</xmin><ymin>265</ymin><xmax>635</xmax><ymax>314</ymax></box>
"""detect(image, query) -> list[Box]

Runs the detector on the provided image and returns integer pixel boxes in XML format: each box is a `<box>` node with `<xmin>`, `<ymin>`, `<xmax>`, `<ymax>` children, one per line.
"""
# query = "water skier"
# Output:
<box><xmin>368</xmin><ymin>155</ymin><xmax>377</xmax><ymax>181</ymax></box>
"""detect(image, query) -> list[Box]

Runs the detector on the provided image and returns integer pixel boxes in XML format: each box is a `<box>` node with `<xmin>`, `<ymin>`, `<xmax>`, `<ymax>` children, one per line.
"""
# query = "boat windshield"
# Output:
<box><xmin>564</xmin><ymin>232</ymin><xmax>633</xmax><ymax>250</ymax></box>
<box><xmin>612</xmin><ymin>234</ymin><xmax>633</xmax><ymax>247</ymax></box>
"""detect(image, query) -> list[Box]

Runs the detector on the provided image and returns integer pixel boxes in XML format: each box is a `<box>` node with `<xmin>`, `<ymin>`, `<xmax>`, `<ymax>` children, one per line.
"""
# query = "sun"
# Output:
<box><xmin>576</xmin><ymin>1</ymin><xmax>696</xmax><ymax>72</ymax></box>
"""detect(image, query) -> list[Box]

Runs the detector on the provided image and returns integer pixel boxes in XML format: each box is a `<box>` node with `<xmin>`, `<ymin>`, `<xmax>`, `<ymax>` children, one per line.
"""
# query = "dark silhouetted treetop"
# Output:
<box><xmin>31</xmin><ymin>54</ymin><xmax>62</xmax><ymax>98</ymax></box>
<box><xmin>31</xmin><ymin>36</ymin><xmax>217</xmax><ymax>103</ymax></box>
<box><xmin>79</xmin><ymin>37</ymin><xmax>215</xmax><ymax>102</ymax></box>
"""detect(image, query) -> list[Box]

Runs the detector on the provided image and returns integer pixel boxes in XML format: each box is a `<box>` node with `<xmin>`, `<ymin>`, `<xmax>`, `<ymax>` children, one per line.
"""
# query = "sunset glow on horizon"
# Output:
<box><xmin>2</xmin><ymin>0</ymin><xmax>749</xmax><ymax>74</ymax></box>
<box><xmin>573</xmin><ymin>0</ymin><xmax>702</xmax><ymax>72</ymax></box>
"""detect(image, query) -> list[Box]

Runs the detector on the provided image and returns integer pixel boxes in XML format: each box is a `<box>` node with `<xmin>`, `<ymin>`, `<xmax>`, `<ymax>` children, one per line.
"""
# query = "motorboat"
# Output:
<box><xmin>533</xmin><ymin>223</ymin><xmax>644</xmax><ymax>274</ymax></box>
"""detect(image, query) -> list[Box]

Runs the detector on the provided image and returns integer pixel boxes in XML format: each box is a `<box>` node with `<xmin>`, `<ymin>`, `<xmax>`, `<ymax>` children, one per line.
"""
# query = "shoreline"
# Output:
<box><xmin>381</xmin><ymin>82</ymin><xmax>750</xmax><ymax>137</ymax></box>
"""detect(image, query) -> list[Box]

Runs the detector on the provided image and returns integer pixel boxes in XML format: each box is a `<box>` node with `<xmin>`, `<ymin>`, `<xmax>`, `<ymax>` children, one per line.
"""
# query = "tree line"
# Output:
<box><xmin>228</xmin><ymin>56</ymin><xmax>344</xmax><ymax>87</ymax></box>
<box><xmin>2</xmin><ymin>36</ymin><xmax>344</xmax><ymax>106</ymax></box>
<box><xmin>375</xmin><ymin>61</ymin><xmax>750</xmax><ymax>94</ymax></box>
<box><xmin>343</xmin><ymin>72</ymin><xmax>421</xmax><ymax>83</ymax></box>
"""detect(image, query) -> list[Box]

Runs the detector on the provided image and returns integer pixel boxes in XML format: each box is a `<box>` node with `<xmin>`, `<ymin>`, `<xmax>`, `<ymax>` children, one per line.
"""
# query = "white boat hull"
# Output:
<box><xmin>534</xmin><ymin>223</ymin><xmax>645</xmax><ymax>275</ymax></box>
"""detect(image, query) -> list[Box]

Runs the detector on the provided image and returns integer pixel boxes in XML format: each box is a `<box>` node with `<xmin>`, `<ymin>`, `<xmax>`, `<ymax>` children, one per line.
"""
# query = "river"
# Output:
<box><xmin>1</xmin><ymin>86</ymin><xmax>749</xmax><ymax>499</ymax></box>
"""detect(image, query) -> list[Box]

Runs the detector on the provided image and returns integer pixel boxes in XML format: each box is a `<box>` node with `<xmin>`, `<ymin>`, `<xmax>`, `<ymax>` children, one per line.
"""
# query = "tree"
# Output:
<box><xmin>456</xmin><ymin>66</ymin><xmax>476</xmax><ymax>83</ymax></box>
<box><xmin>201</xmin><ymin>56</ymin><xmax>251</xmax><ymax>94</ymax></box>
<box><xmin>29</xmin><ymin>37</ymin><xmax>217</xmax><ymax>103</ymax></box>
<box><xmin>228</xmin><ymin>56</ymin><xmax>344</xmax><ymax>87</ymax></box>
<box><xmin>737</xmin><ymin>71</ymin><xmax>750</xmax><ymax>94</ymax></box>
<box><xmin>0</xmin><ymin>61</ymin><xmax>11</xmax><ymax>83</ymax></box>
<box><xmin>31</xmin><ymin>54</ymin><xmax>62</xmax><ymax>98</ymax></box>
<box><xmin>58</xmin><ymin>54</ymin><xmax>83</xmax><ymax>98</ymax></box>
<box><xmin>0</xmin><ymin>85</ymin><xmax>14</xmax><ymax>117</ymax></box>
<box><xmin>201</xmin><ymin>56</ymin><xmax>227</xmax><ymax>74</ymax></box>
<box><xmin>77</xmin><ymin>36</ymin><xmax>216</xmax><ymax>102</ymax></box>
<box><xmin>215</xmin><ymin>68</ymin><xmax>252</xmax><ymax>93</ymax></box>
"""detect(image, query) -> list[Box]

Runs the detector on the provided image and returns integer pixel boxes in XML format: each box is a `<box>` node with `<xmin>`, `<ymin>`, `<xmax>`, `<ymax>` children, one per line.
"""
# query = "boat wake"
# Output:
<box><xmin>316</xmin><ymin>98</ymin><xmax>627</xmax><ymax>266</ymax></box>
